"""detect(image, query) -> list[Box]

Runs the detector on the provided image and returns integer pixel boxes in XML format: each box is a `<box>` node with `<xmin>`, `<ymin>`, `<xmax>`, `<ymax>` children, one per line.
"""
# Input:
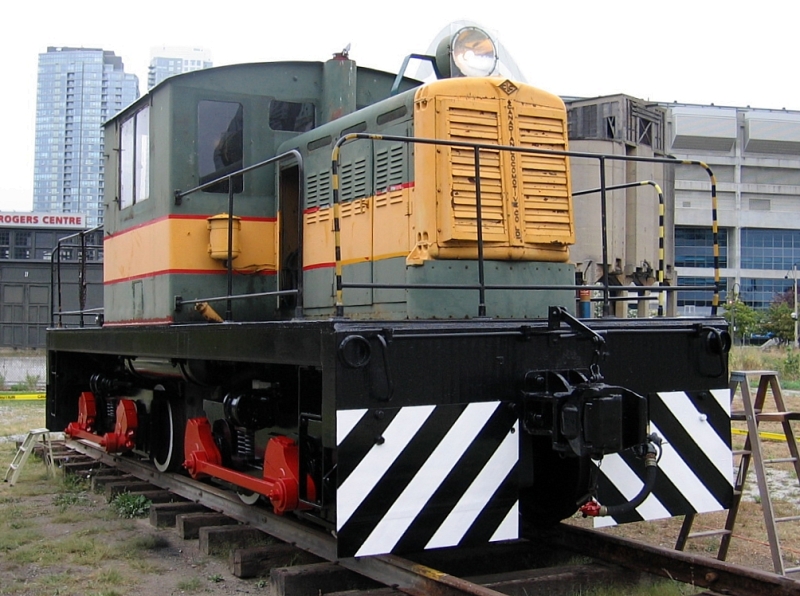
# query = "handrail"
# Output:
<box><xmin>574</xmin><ymin>180</ymin><xmax>667</xmax><ymax>316</ymax></box>
<box><xmin>50</xmin><ymin>224</ymin><xmax>103</xmax><ymax>328</ymax></box>
<box><xmin>331</xmin><ymin>133</ymin><xmax>721</xmax><ymax>317</ymax></box>
<box><xmin>174</xmin><ymin>149</ymin><xmax>305</xmax><ymax>320</ymax></box>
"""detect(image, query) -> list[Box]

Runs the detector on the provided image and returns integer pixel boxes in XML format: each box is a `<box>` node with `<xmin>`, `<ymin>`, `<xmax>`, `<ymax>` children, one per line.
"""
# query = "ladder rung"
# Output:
<box><xmin>775</xmin><ymin>515</ymin><xmax>800</xmax><ymax>523</ymax></box>
<box><xmin>687</xmin><ymin>529</ymin><xmax>732</xmax><ymax>539</ymax></box>
<box><xmin>756</xmin><ymin>411</ymin><xmax>800</xmax><ymax>422</ymax></box>
<box><xmin>764</xmin><ymin>457</ymin><xmax>798</xmax><ymax>464</ymax></box>
<box><xmin>784</xmin><ymin>566</ymin><xmax>800</xmax><ymax>574</ymax></box>
<box><xmin>732</xmin><ymin>449</ymin><xmax>751</xmax><ymax>456</ymax></box>
<box><xmin>731</xmin><ymin>411</ymin><xmax>746</xmax><ymax>421</ymax></box>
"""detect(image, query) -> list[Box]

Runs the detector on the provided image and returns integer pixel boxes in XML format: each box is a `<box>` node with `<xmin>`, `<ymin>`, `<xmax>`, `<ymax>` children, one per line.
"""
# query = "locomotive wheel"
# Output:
<box><xmin>519</xmin><ymin>437</ymin><xmax>592</xmax><ymax>530</ymax></box>
<box><xmin>150</xmin><ymin>394</ymin><xmax>185</xmax><ymax>472</ymax></box>
<box><xmin>237</xmin><ymin>491</ymin><xmax>261</xmax><ymax>505</ymax></box>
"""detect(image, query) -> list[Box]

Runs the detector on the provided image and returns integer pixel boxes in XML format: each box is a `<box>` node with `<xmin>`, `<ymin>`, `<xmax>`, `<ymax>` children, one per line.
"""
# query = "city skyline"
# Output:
<box><xmin>33</xmin><ymin>47</ymin><xmax>139</xmax><ymax>227</ymax></box>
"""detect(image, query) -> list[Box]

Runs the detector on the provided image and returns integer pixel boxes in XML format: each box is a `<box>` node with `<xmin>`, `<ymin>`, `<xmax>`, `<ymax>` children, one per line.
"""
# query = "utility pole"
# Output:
<box><xmin>794</xmin><ymin>264</ymin><xmax>798</xmax><ymax>348</ymax></box>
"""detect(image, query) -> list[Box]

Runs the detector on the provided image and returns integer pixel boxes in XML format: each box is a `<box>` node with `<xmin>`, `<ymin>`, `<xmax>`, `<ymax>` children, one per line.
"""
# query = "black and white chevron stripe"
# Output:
<box><xmin>594</xmin><ymin>388</ymin><xmax>733</xmax><ymax>527</ymax></box>
<box><xmin>336</xmin><ymin>401</ymin><xmax>519</xmax><ymax>558</ymax></box>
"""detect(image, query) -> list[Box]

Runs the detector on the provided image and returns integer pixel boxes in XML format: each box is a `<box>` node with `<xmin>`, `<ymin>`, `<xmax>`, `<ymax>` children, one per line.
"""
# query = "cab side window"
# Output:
<box><xmin>199</xmin><ymin>100</ymin><xmax>243</xmax><ymax>193</ymax></box>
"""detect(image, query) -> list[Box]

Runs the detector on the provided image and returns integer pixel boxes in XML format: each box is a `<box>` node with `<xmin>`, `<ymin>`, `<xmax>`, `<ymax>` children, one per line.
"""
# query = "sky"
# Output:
<box><xmin>2</xmin><ymin>0</ymin><xmax>798</xmax><ymax>212</ymax></box>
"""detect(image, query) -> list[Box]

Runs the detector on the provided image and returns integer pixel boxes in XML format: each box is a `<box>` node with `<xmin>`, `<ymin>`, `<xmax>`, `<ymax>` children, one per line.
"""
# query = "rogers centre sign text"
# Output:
<box><xmin>0</xmin><ymin>212</ymin><xmax>88</xmax><ymax>229</ymax></box>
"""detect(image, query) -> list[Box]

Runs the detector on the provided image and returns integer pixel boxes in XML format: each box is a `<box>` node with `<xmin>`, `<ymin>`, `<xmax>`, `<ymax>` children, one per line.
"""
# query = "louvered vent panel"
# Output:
<box><xmin>306</xmin><ymin>173</ymin><xmax>320</xmax><ymax>210</ymax></box>
<box><xmin>306</xmin><ymin>171</ymin><xmax>331</xmax><ymax>225</ymax></box>
<box><xmin>517</xmin><ymin>111</ymin><xmax>573</xmax><ymax>242</ymax></box>
<box><xmin>375</xmin><ymin>145</ymin><xmax>405</xmax><ymax>208</ymax></box>
<box><xmin>340</xmin><ymin>159</ymin><xmax>368</xmax><ymax>203</ymax></box>
<box><xmin>446</xmin><ymin>106</ymin><xmax>506</xmax><ymax>235</ymax></box>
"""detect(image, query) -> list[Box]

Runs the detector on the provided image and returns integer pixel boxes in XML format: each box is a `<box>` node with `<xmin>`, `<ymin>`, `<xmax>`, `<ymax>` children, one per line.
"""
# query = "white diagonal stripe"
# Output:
<box><xmin>425</xmin><ymin>421</ymin><xmax>519</xmax><ymax>549</ymax></box>
<box><xmin>354</xmin><ymin>401</ymin><xmax>501</xmax><ymax>556</ymax></box>
<box><xmin>489</xmin><ymin>500</ymin><xmax>518</xmax><ymax>543</ymax></box>
<box><xmin>650</xmin><ymin>421</ymin><xmax>729</xmax><ymax>512</ymax></box>
<box><xmin>336</xmin><ymin>409</ymin><xmax>368</xmax><ymax>446</ymax></box>
<box><xmin>337</xmin><ymin>405</ymin><xmax>435</xmax><ymax>531</ymax></box>
<box><xmin>593</xmin><ymin>452</ymin><xmax>670</xmax><ymax>528</ymax></box>
<box><xmin>709</xmin><ymin>388</ymin><xmax>731</xmax><ymax>414</ymax></box>
<box><xmin>657</xmin><ymin>391</ymin><xmax>733</xmax><ymax>482</ymax></box>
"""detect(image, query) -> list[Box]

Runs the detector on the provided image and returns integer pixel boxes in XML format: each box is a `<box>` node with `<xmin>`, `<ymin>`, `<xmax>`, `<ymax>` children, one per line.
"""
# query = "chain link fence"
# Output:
<box><xmin>0</xmin><ymin>354</ymin><xmax>46</xmax><ymax>391</ymax></box>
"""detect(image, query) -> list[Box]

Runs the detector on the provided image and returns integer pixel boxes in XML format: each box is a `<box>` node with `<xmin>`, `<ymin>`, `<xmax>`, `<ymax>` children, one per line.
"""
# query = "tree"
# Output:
<box><xmin>721</xmin><ymin>299</ymin><xmax>760</xmax><ymax>344</ymax></box>
<box><xmin>762</xmin><ymin>302</ymin><xmax>796</xmax><ymax>344</ymax></box>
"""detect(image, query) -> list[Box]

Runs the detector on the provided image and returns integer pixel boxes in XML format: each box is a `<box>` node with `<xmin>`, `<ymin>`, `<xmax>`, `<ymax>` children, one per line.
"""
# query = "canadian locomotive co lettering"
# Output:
<box><xmin>46</xmin><ymin>26</ymin><xmax>732</xmax><ymax>558</ymax></box>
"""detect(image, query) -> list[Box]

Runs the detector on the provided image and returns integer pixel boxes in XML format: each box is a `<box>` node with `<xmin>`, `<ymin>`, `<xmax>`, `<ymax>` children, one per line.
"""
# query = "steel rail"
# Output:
<box><xmin>65</xmin><ymin>438</ymin><xmax>507</xmax><ymax>596</ymax></box>
<box><xmin>542</xmin><ymin>523</ymin><xmax>799</xmax><ymax>596</ymax></box>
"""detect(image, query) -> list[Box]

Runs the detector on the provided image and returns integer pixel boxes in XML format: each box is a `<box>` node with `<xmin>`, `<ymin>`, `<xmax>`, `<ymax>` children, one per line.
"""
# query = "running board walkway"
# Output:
<box><xmin>675</xmin><ymin>370</ymin><xmax>800</xmax><ymax>575</ymax></box>
<box><xmin>3</xmin><ymin>428</ymin><xmax>55</xmax><ymax>486</ymax></box>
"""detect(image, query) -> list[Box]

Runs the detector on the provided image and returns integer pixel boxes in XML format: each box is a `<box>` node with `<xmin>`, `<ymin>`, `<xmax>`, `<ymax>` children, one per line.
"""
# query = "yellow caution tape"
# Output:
<box><xmin>731</xmin><ymin>427</ymin><xmax>786</xmax><ymax>442</ymax></box>
<box><xmin>0</xmin><ymin>393</ymin><xmax>45</xmax><ymax>401</ymax></box>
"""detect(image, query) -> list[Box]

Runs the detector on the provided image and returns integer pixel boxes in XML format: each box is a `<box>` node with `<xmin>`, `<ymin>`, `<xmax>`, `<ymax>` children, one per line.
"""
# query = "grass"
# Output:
<box><xmin>125</xmin><ymin>533</ymin><xmax>171</xmax><ymax>551</ymax></box>
<box><xmin>729</xmin><ymin>344</ymin><xmax>800</xmax><ymax>382</ymax></box>
<box><xmin>0</xmin><ymin>401</ymin><xmax>46</xmax><ymax>437</ymax></box>
<box><xmin>582</xmin><ymin>579</ymin><xmax>702</xmax><ymax>595</ymax></box>
<box><xmin>176</xmin><ymin>577</ymin><xmax>203</xmax><ymax>592</ymax></box>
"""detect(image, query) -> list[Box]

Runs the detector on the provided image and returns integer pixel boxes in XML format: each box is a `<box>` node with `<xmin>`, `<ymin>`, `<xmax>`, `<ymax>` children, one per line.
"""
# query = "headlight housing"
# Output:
<box><xmin>436</xmin><ymin>26</ymin><xmax>499</xmax><ymax>78</ymax></box>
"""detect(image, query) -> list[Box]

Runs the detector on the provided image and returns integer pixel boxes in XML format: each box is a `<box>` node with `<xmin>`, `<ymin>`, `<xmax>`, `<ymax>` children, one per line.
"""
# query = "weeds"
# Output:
<box><xmin>62</xmin><ymin>472</ymin><xmax>90</xmax><ymax>492</ymax></box>
<box><xmin>53</xmin><ymin>491</ymin><xmax>91</xmax><ymax>511</ymax></box>
<box><xmin>176</xmin><ymin>577</ymin><xmax>202</xmax><ymax>592</ymax></box>
<box><xmin>126</xmin><ymin>534</ymin><xmax>171</xmax><ymax>551</ymax></box>
<box><xmin>109</xmin><ymin>492</ymin><xmax>151</xmax><ymax>518</ymax></box>
<box><xmin>93</xmin><ymin>568</ymin><xmax>125</xmax><ymax>586</ymax></box>
<box><xmin>208</xmin><ymin>573</ymin><xmax>224</xmax><ymax>583</ymax></box>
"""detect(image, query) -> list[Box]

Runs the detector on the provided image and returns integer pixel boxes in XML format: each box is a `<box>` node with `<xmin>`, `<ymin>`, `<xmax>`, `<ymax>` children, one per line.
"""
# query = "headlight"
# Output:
<box><xmin>435</xmin><ymin>25</ymin><xmax>499</xmax><ymax>78</ymax></box>
<box><xmin>451</xmin><ymin>27</ymin><xmax>498</xmax><ymax>77</ymax></box>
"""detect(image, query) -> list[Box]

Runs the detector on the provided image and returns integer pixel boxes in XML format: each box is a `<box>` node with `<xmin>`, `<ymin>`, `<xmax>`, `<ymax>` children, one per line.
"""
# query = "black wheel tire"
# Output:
<box><xmin>150</xmin><ymin>394</ymin><xmax>185</xmax><ymax>472</ymax></box>
<box><xmin>519</xmin><ymin>437</ymin><xmax>592</xmax><ymax>529</ymax></box>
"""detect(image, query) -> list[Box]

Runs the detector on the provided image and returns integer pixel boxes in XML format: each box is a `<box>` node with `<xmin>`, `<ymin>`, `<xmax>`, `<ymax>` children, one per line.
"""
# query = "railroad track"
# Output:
<box><xmin>62</xmin><ymin>438</ymin><xmax>799</xmax><ymax>596</ymax></box>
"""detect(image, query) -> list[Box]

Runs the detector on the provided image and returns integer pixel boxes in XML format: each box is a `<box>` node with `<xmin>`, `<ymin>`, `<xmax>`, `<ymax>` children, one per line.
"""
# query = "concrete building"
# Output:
<box><xmin>565</xmin><ymin>95</ymin><xmax>673</xmax><ymax>316</ymax></box>
<box><xmin>33</xmin><ymin>47</ymin><xmax>139</xmax><ymax>228</ymax></box>
<box><xmin>147</xmin><ymin>46</ymin><xmax>212</xmax><ymax>89</ymax></box>
<box><xmin>666</xmin><ymin>104</ymin><xmax>800</xmax><ymax>314</ymax></box>
<box><xmin>0</xmin><ymin>211</ymin><xmax>102</xmax><ymax>348</ymax></box>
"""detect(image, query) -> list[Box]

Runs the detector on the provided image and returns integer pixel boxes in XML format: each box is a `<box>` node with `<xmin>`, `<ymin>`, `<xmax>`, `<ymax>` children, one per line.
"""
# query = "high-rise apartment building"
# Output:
<box><xmin>33</xmin><ymin>47</ymin><xmax>139</xmax><ymax>227</ymax></box>
<box><xmin>147</xmin><ymin>46</ymin><xmax>212</xmax><ymax>89</ymax></box>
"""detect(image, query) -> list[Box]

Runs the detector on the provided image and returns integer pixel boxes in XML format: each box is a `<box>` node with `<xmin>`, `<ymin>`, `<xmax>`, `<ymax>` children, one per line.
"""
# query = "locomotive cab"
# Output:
<box><xmin>101</xmin><ymin>60</ymin><xmax>419</xmax><ymax>325</ymax></box>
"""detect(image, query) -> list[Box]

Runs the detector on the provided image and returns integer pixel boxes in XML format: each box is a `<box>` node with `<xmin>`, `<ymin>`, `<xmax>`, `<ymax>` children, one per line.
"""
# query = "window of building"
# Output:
<box><xmin>675</xmin><ymin>226</ymin><xmax>728</xmax><ymax>268</ymax></box>
<box><xmin>198</xmin><ymin>100</ymin><xmax>243</xmax><ymax>193</ymax></box>
<box><xmin>14</xmin><ymin>231</ymin><xmax>32</xmax><ymax>260</ymax></box>
<box><xmin>0</xmin><ymin>231</ymin><xmax>9</xmax><ymax>259</ymax></box>
<box><xmin>741</xmin><ymin>228</ymin><xmax>800</xmax><ymax>271</ymax></box>
<box><xmin>677</xmin><ymin>276</ymin><xmax>726</xmax><ymax>309</ymax></box>
<box><xmin>119</xmin><ymin>105</ymin><xmax>150</xmax><ymax>209</ymax></box>
<box><xmin>740</xmin><ymin>277</ymin><xmax>793</xmax><ymax>310</ymax></box>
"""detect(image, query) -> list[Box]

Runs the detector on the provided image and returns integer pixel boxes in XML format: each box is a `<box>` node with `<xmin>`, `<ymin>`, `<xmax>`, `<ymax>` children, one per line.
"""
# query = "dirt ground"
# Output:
<box><xmin>0</xmin><ymin>452</ymin><xmax>263</xmax><ymax>596</ymax></box>
<box><xmin>1</xmin><ymin>387</ymin><xmax>799</xmax><ymax>595</ymax></box>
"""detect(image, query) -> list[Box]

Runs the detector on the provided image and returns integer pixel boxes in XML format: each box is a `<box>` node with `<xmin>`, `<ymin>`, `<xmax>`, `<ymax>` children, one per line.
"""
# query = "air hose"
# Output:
<box><xmin>579</xmin><ymin>434</ymin><xmax>661</xmax><ymax>518</ymax></box>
